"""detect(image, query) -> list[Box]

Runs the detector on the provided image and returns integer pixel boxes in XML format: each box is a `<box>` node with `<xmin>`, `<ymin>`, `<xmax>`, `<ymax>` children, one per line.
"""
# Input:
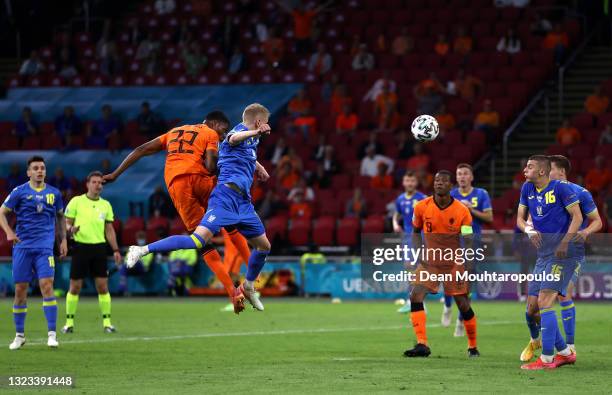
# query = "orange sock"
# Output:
<box><xmin>410</xmin><ymin>310</ymin><xmax>428</xmax><ymax>345</ymax></box>
<box><xmin>227</xmin><ymin>229</ymin><xmax>251</xmax><ymax>265</ymax></box>
<box><xmin>464</xmin><ymin>316</ymin><xmax>477</xmax><ymax>348</ymax></box>
<box><xmin>202</xmin><ymin>249</ymin><xmax>234</xmax><ymax>298</ymax></box>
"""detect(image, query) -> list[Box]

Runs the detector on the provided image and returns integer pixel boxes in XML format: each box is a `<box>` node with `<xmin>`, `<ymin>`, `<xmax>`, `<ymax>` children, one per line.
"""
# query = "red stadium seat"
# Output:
<box><xmin>312</xmin><ymin>216</ymin><xmax>336</xmax><ymax>246</ymax></box>
<box><xmin>266</xmin><ymin>216</ymin><xmax>288</xmax><ymax>242</ymax></box>
<box><xmin>22</xmin><ymin>136</ymin><xmax>41</xmax><ymax>150</ymax></box>
<box><xmin>146</xmin><ymin>215</ymin><xmax>169</xmax><ymax>240</ymax></box>
<box><xmin>0</xmin><ymin>236</ymin><xmax>12</xmax><ymax>257</ymax></box>
<box><xmin>169</xmin><ymin>217</ymin><xmax>186</xmax><ymax>235</ymax></box>
<box><xmin>568</xmin><ymin>144</ymin><xmax>592</xmax><ymax>160</ymax></box>
<box><xmin>288</xmin><ymin>218</ymin><xmax>311</xmax><ymax>246</ymax></box>
<box><xmin>121</xmin><ymin>216</ymin><xmax>145</xmax><ymax>246</ymax></box>
<box><xmin>362</xmin><ymin>216</ymin><xmax>385</xmax><ymax>233</ymax></box>
<box><xmin>42</xmin><ymin>135</ymin><xmax>62</xmax><ymax>149</ymax></box>
<box><xmin>336</xmin><ymin>217</ymin><xmax>360</xmax><ymax>246</ymax></box>
<box><xmin>571</xmin><ymin>113</ymin><xmax>594</xmax><ymax>130</ymax></box>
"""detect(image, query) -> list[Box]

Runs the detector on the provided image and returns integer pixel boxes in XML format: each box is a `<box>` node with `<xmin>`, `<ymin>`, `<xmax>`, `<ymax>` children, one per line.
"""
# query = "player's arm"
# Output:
<box><xmin>103</xmin><ymin>137</ymin><xmax>164</xmax><ymax>183</ymax></box>
<box><xmin>0</xmin><ymin>205</ymin><xmax>19</xmax><ymax>243</ymax></box>
<box><xmin>56</xmin><ymin>210</ymin><xmax>68</xmax><ymax>258</ymax></box>
<box><xmin>204</xmin><ymin>148</ymin><xmax>219</xmax><ymax>174</ymax></box>
<box><xmin>255</xmin><ymin>160</ymin><xmax>270</xmax><ymax>182</ymax></box>
<box><xmin>65</xmin><ymin>217</ymin><xmax>79</xmax><ymax>238</ymax></box>
<box><xmin>105</xmin><ymin>222</ymin><xmax>122</xmax><ymax>266</ymax></box>
<box><xmin>228</xmin><ymin>124</ymin><xmax>271</xmax><ymax>146</ymax></box>
<box><xmin>392</xmin><ymin>212</ymin><xmax>403</xmax><ymax>233</ymax></box>
<box><xmin>580</xmin><ymin>209</ymin><xmax>603</xmax><ymax>238</ymax></box>
<box><xmin>469</xmin><ymin>207</ymin><xmax>493</xmax><ymax>223</ymax></box>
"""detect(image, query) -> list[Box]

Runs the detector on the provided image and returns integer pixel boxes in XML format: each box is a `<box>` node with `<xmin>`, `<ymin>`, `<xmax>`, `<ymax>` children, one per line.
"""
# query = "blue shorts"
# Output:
<box><xmin>528</xmin><ymin>254</ymin><xmax>580</xmax><ymax>297</ymax></box>
<box><xmin>12</xmin><ymin>248</ymin><xmax>55</xmax><ymax>283</ymax></box>
<box><xmin>199</xmin><ymin>184</ymin><xmax>265</xmax><ymax>240</ymax></box>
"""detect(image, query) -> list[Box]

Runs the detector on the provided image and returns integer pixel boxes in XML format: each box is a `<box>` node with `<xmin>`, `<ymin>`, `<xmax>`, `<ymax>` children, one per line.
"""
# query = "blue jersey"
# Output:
<box><xmin>2</xmin><ymin>182</ymin><xmax>63</xmax><ymax>250</ymax></box>
<box><xmin>395</xmin><ymin>191</ymin><xmax>426</xmax><ymax>233</ymax></box>
<box><xmin>217</xmin><ymin>123</ymin><xmax>259</xmax><ymax>199</ymax></box>
<box><xmin>450</xmin><ymin>187</ymin><xmax>492</xmax><ymax>234</ymax></box>
<box><xmin>568</xmin><ymin>182</ymin><xmax>597</xmax><ymax>230</ymax></box>
<box><xmin>519</xmin><ymin>180</ymin><xmax>579</xmax><ymax>257</ymax></box>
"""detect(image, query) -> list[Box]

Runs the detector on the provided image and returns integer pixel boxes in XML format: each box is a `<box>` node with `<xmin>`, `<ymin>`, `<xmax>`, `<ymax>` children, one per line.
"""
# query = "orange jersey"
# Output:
<box><xmin>159</xmin><ymin>124</ymin><xmax>219</xmax><ymax>187</ymax></box>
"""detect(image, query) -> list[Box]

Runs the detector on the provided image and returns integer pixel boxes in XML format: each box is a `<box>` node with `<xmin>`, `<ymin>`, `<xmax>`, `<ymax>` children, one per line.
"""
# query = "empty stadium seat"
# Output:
<box><xmin>312</xmin><ymin>216</ymin><xmax>336</xmax><ymax>246</ymax></box>
<box><xmin>336</xmin><ymin>217</ymin><xmax>360</xmax><ymax>246</ymax></box>
<box><xmin>288</xmin><ymin>218</ymin><xmax>311</xmax><ymax>246</ymax></box>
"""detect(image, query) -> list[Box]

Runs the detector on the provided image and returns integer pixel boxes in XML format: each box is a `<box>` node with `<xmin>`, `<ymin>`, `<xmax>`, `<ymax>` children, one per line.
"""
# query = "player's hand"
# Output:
<box><xmin>554</xmin><ymin>242</ymin><xmax>568</xmax><ymax>259</ymax></box>
<box><xmin>393</xmin><ymin>223</ymin><xmax>403</xmax><ymax>233</ymax></box>
<box><xmin>257</xmin><ymin>123</ymin><xmax>271</xmax><ymax>136</ymax></box>
<box><xmin>113</xmin><ymin>251</ymin><xmax>122</xmax><ymax>266</ymax></box>
<box><xmin>7</xmin><ymin>231</ymin><xmax>20</xmax><ymax>244</ymax></box>
<box><xmin>460</xmin><ymin>200</ymin><xmax>471</xmax><ymax>208</ymax></box>
<box><xmin>68</xmin><ymin>225</ymin><xmax>80</xmax><ymax>237</ymax></box>
<box><xmin>102</xmin><ymin>173</ymin><xmax>116</xmax><ymax>184</ymax></box>
<box><xmin>59</xmin><ymin>239</ymin><xmax>68</xmax><ymax>259</ymax></box>
<box><xmin>256</xmin><ymin>167</ymin><xmax>270</xmax><ymax>182</ymax></box>
<box><xmin>527</xmin><ymin>230</ymin><xmax>543</xmax><ymax>248</ymax></box>
<box><xmin>573</xmin><ymin>230</ymin><xmax>589</xmax><ymax>243</ymax></box>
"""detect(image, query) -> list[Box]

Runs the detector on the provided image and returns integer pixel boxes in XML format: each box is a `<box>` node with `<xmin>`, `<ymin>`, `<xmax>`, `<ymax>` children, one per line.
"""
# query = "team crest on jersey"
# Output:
<box><xmin>536</xmin><ymin>206</ymin><xmax>543</xmax><ymax>216</ymax></box>
<box><xmin>36</xmin><ymin>203</ymin><xmax>43</xmax><ymax>213</ymax></box>
<box><xmin>207</xmin><ymin>215</ymin><xmax>216</xmax><ymax>223</ymax></box>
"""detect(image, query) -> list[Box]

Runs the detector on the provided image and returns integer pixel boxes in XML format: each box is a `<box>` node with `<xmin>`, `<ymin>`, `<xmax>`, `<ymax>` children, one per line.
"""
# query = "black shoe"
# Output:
<box><xmin>403</xmin><ymin>343</ymin><xmax>431</xmax><ymax>357</ymax></box>
<box><xmin>468</xmin><ymin>347</ymin><xmax>480</xmax><ymax>358</ymax></box>
<box><xmin>61</xmin><ymin>326</ymin><xmax>73</xmax><ymax>334</ymax></box>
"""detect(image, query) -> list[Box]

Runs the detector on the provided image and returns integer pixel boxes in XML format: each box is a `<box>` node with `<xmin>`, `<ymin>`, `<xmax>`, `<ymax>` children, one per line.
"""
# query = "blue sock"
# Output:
<box><xmin>13</xmin><ymin>304</ymin><xmax>27</xmax><ymax>333</ymax></box>
<box><xmin>560</xmin><ymin>300</ymin><xmax>575</xmax><ymax>344</ymax></box>
<box><xmin>444</xmin><ymin>295</ymin><xmax>453</xmax><ymax>308</ymax></box>
<box><xmin>42</xmin><ymin>297</ymin><xmax>57</xmax><ymax>332</ymax></box>
<box><xmin>526</xmin><ymin>311</ymin><xmax>540</xmax><ymax>340</ymax></box>
<box><xmin>246</xmin><ymin>250</ymin><xmax>270</xmax><ymax>282</ymax></box>
<box><xmin>541</xmin><ymin>308</ymin><xmax>565</xmax><ymax>356</ymax></box>
<box><xmin>148</xmin><ymin>234</ymin><xmax>203</xmax><ymax>253</ymax></box>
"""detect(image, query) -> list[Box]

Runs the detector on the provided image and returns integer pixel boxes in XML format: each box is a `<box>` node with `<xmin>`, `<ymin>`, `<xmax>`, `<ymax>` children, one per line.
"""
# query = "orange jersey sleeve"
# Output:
<box><xmin>162</xmin><ymin>124</ymin><xmax>219</xmax><ymax>186</ymax></box>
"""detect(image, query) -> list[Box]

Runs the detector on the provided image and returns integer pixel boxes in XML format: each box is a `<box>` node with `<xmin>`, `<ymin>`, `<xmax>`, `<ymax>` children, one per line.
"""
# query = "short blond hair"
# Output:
<box><xmin>243</xmin><ymin>103</ymin><xmax>270</xmax><ymax>123</ymax></box>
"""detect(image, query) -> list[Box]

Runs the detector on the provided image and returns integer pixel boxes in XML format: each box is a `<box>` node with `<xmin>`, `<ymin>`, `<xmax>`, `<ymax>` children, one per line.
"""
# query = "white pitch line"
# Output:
<box><xmin>20</xmin><ymin>320</ymin><xmax>518</xmax><ymax>347</ymax></box>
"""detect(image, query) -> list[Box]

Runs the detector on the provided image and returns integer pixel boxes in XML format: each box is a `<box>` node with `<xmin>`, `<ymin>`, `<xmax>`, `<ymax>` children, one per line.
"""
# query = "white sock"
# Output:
<box><xmin>558</xmin><ymin>346</ymin><xmax>571</xmax><ymax>356</ymax></box>
<box><xmin>244</xmin><ymin>280</ymin><xmax>255</xmax><ymax>290</ymax></box>
<box><xmin>48</xmin><ymin>331</ymin><xmax>56</xmax><ymax>337</ymax></box>
<box><xmin>541</xmin><ymin>354</ymin><xmax>554</xmax><ymax>363</ymax></box>
<box><xmin>16</xmin><ymin>332</ymin><xmax>24</xmax><ymax>338</ymax></box>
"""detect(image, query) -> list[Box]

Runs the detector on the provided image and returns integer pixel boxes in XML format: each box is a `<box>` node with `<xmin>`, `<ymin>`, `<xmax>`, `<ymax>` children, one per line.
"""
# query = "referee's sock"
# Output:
<box><xmin>65</xmin><ymin>292</ymin><xmax>79</xmax><ymax>327</ymax></box>
<box><xmin>98</xmin><ymin>293</ymin><xmax>112</xmax><ymax>327</ymax></box>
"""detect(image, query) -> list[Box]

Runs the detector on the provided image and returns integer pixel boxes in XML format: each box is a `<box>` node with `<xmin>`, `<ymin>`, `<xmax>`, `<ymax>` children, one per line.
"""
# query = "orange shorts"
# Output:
<box><xmin>412</xmin><ymin>264</ymin><xmax>469</xmax><ymax>296</ymax></box>
<box><xmin>167</xmin><ymin>174</ymin><xmax>215</xmax><ymax>232</ymax></box>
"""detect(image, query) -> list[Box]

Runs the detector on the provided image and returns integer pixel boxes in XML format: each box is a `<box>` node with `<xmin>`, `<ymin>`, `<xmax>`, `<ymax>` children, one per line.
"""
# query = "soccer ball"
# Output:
<box><xmin>411</xmin><ymin>115</ymin><xmax>439</xmax><ymax>142</ymax></box>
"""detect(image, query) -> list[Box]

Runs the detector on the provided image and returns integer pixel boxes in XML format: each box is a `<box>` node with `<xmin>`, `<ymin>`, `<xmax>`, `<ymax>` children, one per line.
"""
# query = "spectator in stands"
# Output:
<box><xmin>262</xmin><ymin>28</ymin><xmax>285</xmax><ymax>69</ymax></box>
<box><xmin>352</xmin><ymin>44</ymin><xmax>375</xmax><ymax>71</ymax></box>
<box><xmin>19</xmin><ymin>50</ymin><xmax>45</xmax><ymax>77</ymax></box>
<box><xmin>434</xmin><ymin>34</ymin><xmax>450</xmax><ymax>56</ymax></box>
<box><xmin>308</xmin><ymin>43</ymin><xmax>333</xmax><ymax>77</ymax></box>
<box><xmin>275</xmin><ymin>0</ymin><xmax>333</xmax><ymax>54</ymax></box>
<box><xmin>182</xmin><ymin>42</ymin><xmax>208</xmax><ymax>77</ymax></box>
<box><xmin>143</xmin><ymin>49</ymin><xmax>161</xmax><ymax>77</ymax></box>
<box><xmin>345</xmin><ymin>188</ymin><xmax>367</xmax><ymax>218</ymax></box>
<box><xmin>154</xmin><ymin>0</ymin><xmax>176</xmax><ymax>15</ymax></box>
<box><xmin>530</xmin><ymin>12</ymin><xmax>553</xmax><ymax>36</ymax></box>
<box><xmin>57</xmin><ymin>48</ymin><xmax>78</xmax><ymax>79</ymax></box>
<box><xmin>321</xmin><ymin>73</ymin><xmax>339</xmax><ymax>102</ymax></box>
<box><xmin>48</xmin><ymin>167</ymin><xmax>72</xmax><ymax>195</ymax></box>
<box><xmin>584</xmin><ymin>87</ymin><xmax>610</xmax><ymax>124</ymax></box>
<box><xmin>453</xmin><ymin>26</ymin><xmax>473</xmax><ymax>56</ymax></box>
<box><xmin>363</xmin><ymin>70</ymin><xmax>397</xmax><ymax>102</ymax></box>
<box><xmin>375</xmin><ymin>81</ymin><xmax>400</xmax><ymax>131</ymax></box>
<box><xmin>322</xmin><ymin>146</ymin><xmax>340</xmax><ymax>175</ymax></box>
<box><xmin>392</xmin><ymin>27</ymin><xmax>414</xmax><ymax>56</ymax></box>
<box><xmin>555</xmin><ymin>119</ymin><xmax>581</xmax><ymax>147</ymax></box>
<box><xmin>289</xmin><ymin>190</ymin><xmax>313</xmax><ymax>219</ymax></box>
<box><xmin>451</xmin><ymin>68</ymin><xmax>483</xmax><ymax>103</ymax></box>
<box><xmin>414</xmin><ymin>72</ymin><xmax>444</xmax><ymax>99</ymax></box>
<box><xmin>349</xmin><ymin>34</ymin><xmax>361</xmax><ymax>57</ymax></box>
<box><xmin>292</xmin><ymin>109</ymin><xmax>317</xmax><ymax>138</ymax></box>
<box><xmin>149</xmin><ymin>185</ymin><xmax>173</xmax><ymax>218</ymax></box>
<box><xmin>330</xmin><ymin>84</ymin><xmax>352</xmax><ymax>115</ymax></box>
<box><xmin>416</xmin><ymin>168</ymin><xmax>434</xmax><ymax>192</ymax></box>
<box><xmin>336</xmin><ymin>105</ymin><xmax>359</xmax><ymax>136</ymax></box>
<box><xmin>416</xmin><ymin>85</ymin><xmax>443</xmax><ymax>116</ymax></box>
<box><xmin>99</xmin><ymin>38</ymin><xmax>122</xmax><ymax>77</ymax></box>
<box><xmin>137</xmin><ymin>102</ymin><xmax>165</xmax><ymax>137</ymax></box>
<box><xmin>542</xmin><ymin>24</ymin><xmax>569</xmax><ymax>66</ymax></box>
<box><xmin>287</xmin><ymin>89</ymin><xmax>311</xmax><ymax>117</ymax></box>
<box><xmin>406</xmin><ymin>143</ymin><xmax>430</xmax><ymax>170</ymax></box>
<box><xmin>54</xmin><ymin>106</ymin><xmax>82</xmax><ymax>145</ymax></box>
<box><xmin>600</xmin><ymin>123</ymin><xmax>612</xmax><ymax>144</ymax></box>
<box><xmin>136</xmin><ymin>32</ymin><xmax>160</xmax><ymax>61</ymax></box>
<box><xmin>359</xmin><ymin>132</ymin><xmax>384</xmax><ymax>159</ymax></box>
<box><xmin>497</xmin><ymin>28</ymin><xmax>521</xmax><ymax>54</ymax></box>
<box><xmin>7</xmin><ymin>163</ymin><xmax>27</xmax><ymax>191</ymax></box>
<box><xmin>313</xmin><ymin>135</ymin><xmax>330</xmax><ymax>161</ymax></box>
<box><xmin>279</xmin><ymin>147</ymin><xmax>304</xmax><ymax>173</ymax></box>
<box><xmin>277</xmin><ymin>160</ymin><xmax>300</xmax><ymax>191</ymax></box>
<box><xmin>88</xmin><ymin>105</ymin><xmax>120</xmax><ymax>149</ymax></box>
<box><xmin>288</xmin><ymin>178</ymin><xmax>315</xmax><ymax>202</ymax></box>
<box><xmin>371</xmin><ymin>163</ymin><xmax>393</xmax><ymax>190</ymax></box>
<box><xmin>228</xmin><ymin>47</ymin><xmax>245</xmax><ymax>74</ymax></box>
<box><xmin>128</xmin><ymin>18</ymin><xmax>145</xmax><ymax>46</ymax></box>
<box><xmin>397</xmin><ymin>130</ymin><xmax>414</xmax><ymax>159</ymax></box>
<box><xmin>312</xmin><ymin>163</ymin><xmax>332</xmax><ymax>189</ymax></box>
<box><xmin>435</xmin><ymin>104</ymin><xmax>456</xmax><ymax>132</ymax></box>
<box><xmin>360</xmin><ymin>145</ymin><xmax>394</xmax><ymax>177</ymax></box>
<box><xmin>257</xmin><ymin>190</ymin><xmax>284</xmax><ymax>220</ymax></box>
<box><xmin>474</xmin><ymin>99</ymin><xmax>500</xmax><ymax>135</ymax></box>
<box><xmin>267</xmin><ymin>137</ymin><xmax>288</xmax><ymax>165</ymax></box>
<box><xmin>54</xmin><ymin>33</ymin><xmax>76</xmax><ymax>67</ymax></box>
<box><xmin>13</xmin><ymin>107</ymin><xmax>38</xmax><ymax>146</ymax></box>
<box><xmin>585</xmin><ymin>156</ymin><xmax>610</xmax><ymax>194</ymax></box>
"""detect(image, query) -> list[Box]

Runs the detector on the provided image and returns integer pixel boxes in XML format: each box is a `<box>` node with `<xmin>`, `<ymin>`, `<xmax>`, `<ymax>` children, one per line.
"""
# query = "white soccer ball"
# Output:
<box><xmin>411</xmin><ymin>115</ymin><xmax>439</xmax><ymax>142</ymax></box>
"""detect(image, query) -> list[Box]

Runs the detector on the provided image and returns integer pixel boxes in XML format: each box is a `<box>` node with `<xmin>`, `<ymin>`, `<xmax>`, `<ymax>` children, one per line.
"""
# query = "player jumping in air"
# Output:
<box><xmin>104</xmin><ymin>111</ymin><xmax>257</xmax><ymax>313</ymax></box>
<box><xmin>403</xmin><ymin>170</ymin><xmax>480</xmax><ymax>358</ymax></box>
<box><xmin>0</xmin><ymin>156</ymin><xmax>67</xmax><ymax>349</ymax></box>
<box><xmin>519</xmin><ymin>155</ymin><xmax>602</xmax><ymax>362</ymax></box>
<box><xmin>516</xmin><ymin>155</ymin><xmax>583</xmax><ymax>370</ymax></box>
<box><xmin>392</xmin><ymin>171</ymin><xmax>426</xmax><ymax>314</ymax></box>
<box><xmin>445</xmin><ymin>163</ymin><xmax>493</xmax><ymax>335</ymax></box>
<box><xmin>124</xmin><ymin>103</ymin><xmax>273</xmax><ymax>312</ymax></box>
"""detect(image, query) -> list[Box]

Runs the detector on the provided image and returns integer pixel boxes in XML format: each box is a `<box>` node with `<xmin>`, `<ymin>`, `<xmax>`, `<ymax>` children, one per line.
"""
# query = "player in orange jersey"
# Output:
<box><xmin>103</xmin><ymin>111</ymin><xmax>257</xmax><ymax>313</ymax></box>
<box><xmin>403</xmin><ymin>170</ymin><xmax>480</xmax><ymax>358</ymax></box>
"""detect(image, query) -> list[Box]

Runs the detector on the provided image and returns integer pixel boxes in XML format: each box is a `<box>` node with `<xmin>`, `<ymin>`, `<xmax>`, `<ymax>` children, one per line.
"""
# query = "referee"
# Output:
<box><xmin>62</xmin><ymin>171</ymin><xmax>121</xmax><ymax>334</ymax></box>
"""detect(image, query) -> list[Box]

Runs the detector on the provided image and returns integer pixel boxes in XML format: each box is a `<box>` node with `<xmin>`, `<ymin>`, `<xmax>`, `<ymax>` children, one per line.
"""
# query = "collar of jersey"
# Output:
<box><xmin>535</xmin><ymin>181</ymin><xmax>550</xmax><ymax>193</ymax></box>
<box><xmin>29</xmin><ymin>181</ymin><xmax>45</xmax><ymax>192</ymax></box>
<box><xmin>458</xmin><ymin>186</ymin><xmax>474</xmax><ymax>197</ymax></box>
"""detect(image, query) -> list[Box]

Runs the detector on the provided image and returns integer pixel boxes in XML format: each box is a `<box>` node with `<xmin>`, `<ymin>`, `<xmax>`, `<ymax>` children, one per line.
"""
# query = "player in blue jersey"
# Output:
<box><xmin>125</xmin><ymin>103</ymin><xmax>272</xmax><ymax>313</ymax></box>
<box><xmin>0</xmin><ymin>156</ymin><xmax>67</xmax><ymax>350</ymax></box>
<box><xmin>392</xmin><ymin>171</ymin><xmax>426</xmax><ymax>313</ymax></box>
<box><xmin>519</xmin><ymin>155</ymin><xmax>602</xmax><ymax>362</ymax></box>
<box><xmin>444</xmin><ymin>163</ymin><xmax>493</xmax><ymax>334</ymax></box>
<box><xmin>516</xmin><ymin>155</ymin><xmax>583</xmax><ymax>370</ymax></box>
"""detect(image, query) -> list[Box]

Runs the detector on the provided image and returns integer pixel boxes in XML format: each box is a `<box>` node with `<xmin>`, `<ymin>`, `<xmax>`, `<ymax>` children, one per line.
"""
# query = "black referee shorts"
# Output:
<box><xmin>70</xmin><ymin>242</ymin><xmax>109</xmax><ymax>279</ymax></box>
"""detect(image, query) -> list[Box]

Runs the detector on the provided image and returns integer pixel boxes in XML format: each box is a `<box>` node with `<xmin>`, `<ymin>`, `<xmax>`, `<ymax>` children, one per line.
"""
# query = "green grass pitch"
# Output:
<box><xmin>0</xmin><ymin>298</ymin><xmax>610</xmax><ymax>394</ymax></box>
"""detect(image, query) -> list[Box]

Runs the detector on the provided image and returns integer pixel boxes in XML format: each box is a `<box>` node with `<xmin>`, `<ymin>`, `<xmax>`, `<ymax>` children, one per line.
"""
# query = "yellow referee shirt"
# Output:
<box><xmin>65</xmin><ymin>194</ymin><xmax>114</xmax><ymax>244</ymax></box>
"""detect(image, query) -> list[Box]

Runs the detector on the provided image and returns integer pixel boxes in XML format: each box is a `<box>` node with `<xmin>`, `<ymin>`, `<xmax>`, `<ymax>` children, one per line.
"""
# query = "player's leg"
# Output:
<box><xmin>92</xmin><ymin>244</ymin><xmax>115</xmax><ymax>332</ymax></box>
<box><xmin>224</xmin><ymin>225</ymin><xmax>251</xmax><ymax>265</ymax></box>
<box><xmin>441</xmin><ymin>293</ymin><xmax>453</xmax><ymax>327</ymax></box>
<box><xmin>10</xmin><ymin>249</ymin><xmax>30</xmax><ymax>349</ymax></box>
<box><xmin>238</xmin><ymin>233</ymin><xmax>271</xmax><ymax>311</ymax></box>
<box><xmin>403</xmin><ymin>284</ymin><xmax>431</xmax><ymax>357</ymax></box>
<box><xmin>36</xmin><ymin>250</ymin><xmax>58</xmax><ymax>348</ymax></box>
<box><xmin>520</xmin><ymin>258</ymin><xmax>544</xmax><ymax>362</ymax></box>
<box><xmin>557</xmin><ymin>259</ymin><xmax>580</xmax><ymax>353</ymax></box>
<box><xmin>453</xmin><ymin>293</ymin><xmax>479</xmax><ymax>357</ymax></box>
